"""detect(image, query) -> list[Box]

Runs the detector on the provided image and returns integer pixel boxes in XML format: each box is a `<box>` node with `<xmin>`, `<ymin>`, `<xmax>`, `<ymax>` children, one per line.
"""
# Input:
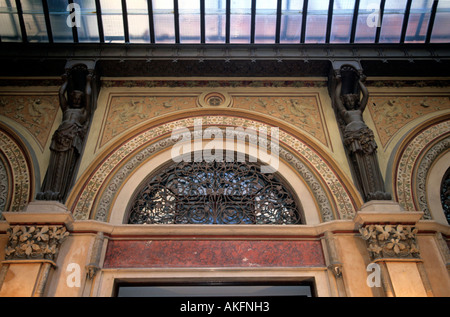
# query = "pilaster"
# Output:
<box><xmin>0</xmin><ymin>201</ymin><xmax>73</xmax><ymax>297</ymax></box>
<box><xmin>354</xmin><ymin>200</ymin><xmax>432</xmax><ymax>297</ymax></box>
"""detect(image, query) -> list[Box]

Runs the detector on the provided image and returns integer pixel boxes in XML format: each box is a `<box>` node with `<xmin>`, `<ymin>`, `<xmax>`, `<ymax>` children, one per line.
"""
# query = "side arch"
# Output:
<box><xmin>0</xmin><ymin>124</ymin><xmax>35</xmax><ymax>212</ymax></box>
<box><xmin>391</xmin><ymin>114</ymin><xmax>450</xmax><ymax>222</ymax></box>
<box><xmin>68</xmin><ymin>113</ymin><xmax>361</xmax><ymax>223</ymax></box>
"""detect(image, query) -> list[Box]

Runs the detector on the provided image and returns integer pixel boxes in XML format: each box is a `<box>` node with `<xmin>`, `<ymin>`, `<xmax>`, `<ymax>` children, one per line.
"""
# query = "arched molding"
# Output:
<box><xmin>107</xmin><ymin>142</ymin><xmax>317</xmax><ymax>225</ymax></box>
<box><xmin>0</xmin><ymin>124</ymin><xmax>34</xmax><ymax>212</ymax></box>
<box><xmin>392</xmin><ymin>115</ymin><xmax>450</xmax><ymax>219</ymax></box>
<box><xmin>68</xmin><ymin>114</ymin><xmax>360</xmax><ymax>223</ymax></box>
<box><xmin>426</xmin><ymin>150</ymin><xmax>450</xmax><ymax>224</ymax></box>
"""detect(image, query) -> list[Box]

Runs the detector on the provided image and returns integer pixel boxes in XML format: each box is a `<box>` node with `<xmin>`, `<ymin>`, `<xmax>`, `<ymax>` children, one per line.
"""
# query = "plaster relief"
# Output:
<box><xmin>368</xmin><ymin>95</ymin><xmax>450</xmax><ymax>148</ymax></box>
<box><xmin>0</xmin><ymin>95</ymin><xmax>59</xmax><ymax>150</ymax></box>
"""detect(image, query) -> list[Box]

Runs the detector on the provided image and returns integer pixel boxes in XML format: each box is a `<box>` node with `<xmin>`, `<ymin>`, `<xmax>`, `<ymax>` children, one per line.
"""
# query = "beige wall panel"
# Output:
<box><xmin>385</xmin><ymin>262</ymin><xmax>427</xmax><ymax>297</ymax></box>
<box><xmin>336</xmin><ymin>235</ymin><xmax>380</xmax><ymax>297</ymax></box>
<box><xmin>46</xmin><ymin>235</ymin><xmax>93</xmax><ymax>297</ymax></box>
<box><xmin>418</xmin><ymin>235</ymin><xmax>450</xmax><ymax>297</ymax></box>
<box><xmin>0</xmin><ymin>263</ymin><xmax>40</xmax><ymax>297</ymax></box>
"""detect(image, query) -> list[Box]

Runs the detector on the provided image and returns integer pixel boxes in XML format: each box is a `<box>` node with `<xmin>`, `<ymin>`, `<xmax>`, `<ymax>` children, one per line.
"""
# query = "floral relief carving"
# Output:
<box><xmin>101</xmin><ymin>95</ymin><xmax>198</xmax><ymax>147</ymax></box>
<box><xmin>233</xmin><ymin>96</ymin><xmax>328</xmax><ymax>146</ymax></box>
<box><xmin>359</xmin><ymin>224</ymin><xmax>420</xmax><ymax>260</ymax></box>
<box><xmin>368</xmin><ymin>95</ymin><xmax>450</xmax><ymax>147</ymax></box>
<box><xmin>0</xmin><ymin>95</ymin><xmax>59</xmax><ymax>149</ymax></box>
<box><xmin>5</xmin><ymin>225</ymin><xmax>69</xmax><ymax>261</ymax></box>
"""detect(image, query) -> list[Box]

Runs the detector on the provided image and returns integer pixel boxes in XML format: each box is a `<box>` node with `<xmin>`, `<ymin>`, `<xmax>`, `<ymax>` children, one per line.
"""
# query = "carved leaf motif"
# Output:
<box><xmin>376</xmin><ymin>225</ymin><xmax>393</xmax><ymax>241</ymax></box>
<box><xmin>35</xmin><ymin>226</ymin><xmax>49</xmax><ymax>241</ymax></box>
<box><xmin>393</xmin><ymin>225</ymin><xmax>407</xmax><ymax>240</ymax></box>
<box><xmin>359</xmin><ymin>225</ymin><xmax>377</xmax><ymax>240</ymax></box>
<box><xmin>410</xmin><ymin>243</ymin><xmax>420</xmax><ymax>254</ymax></box>
<box><xmin>368</xmin><ymin>243</ymin><xmax>382</xmax><ymax>255</ymax></box>
<box><xmin>386</xmin><ymin>238</ymin><xmax>406</xmax><ymax>254</ymax></box>
<box><xmin>21</xmin><ymin>240</ymin><xmax>40</xmax><ymax>256</ymax></box>
<box><xmin>19</xmin><ymin>226</ymin><xmax>35</xmax><ymax>242</ymax></box>
<box><xmin>404</xmin><ymin>226</ymin><xmax>418</xmax><ymax>239</ymax></box>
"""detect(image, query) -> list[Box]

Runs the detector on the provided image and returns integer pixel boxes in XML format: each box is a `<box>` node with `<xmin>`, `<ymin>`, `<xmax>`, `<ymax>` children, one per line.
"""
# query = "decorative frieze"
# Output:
<box><xmin>4</xmin><ymin>225</ymin><xmax>69</xmax><ymax>262</ymax></box>
<box><xmin>359</xmin><ymin>224</ymin><xmax>421</xmax><ymax>260</ymax></box>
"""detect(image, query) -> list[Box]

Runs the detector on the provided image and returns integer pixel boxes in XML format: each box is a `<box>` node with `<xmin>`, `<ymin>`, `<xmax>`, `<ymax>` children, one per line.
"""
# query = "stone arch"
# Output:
<box><xmin>391</xmin><ymin>115</ymin><xmax>450</xmax><ymax>222</ymax></box>
<box><xmin>68</xmin><ymin>113</ymin><xmax>360</xmax><ymax>223</ymax></box>
<box><xmin>0</xmin><ymin>124</ymin><xmax>34</xmax><ymax>212</ymax></box>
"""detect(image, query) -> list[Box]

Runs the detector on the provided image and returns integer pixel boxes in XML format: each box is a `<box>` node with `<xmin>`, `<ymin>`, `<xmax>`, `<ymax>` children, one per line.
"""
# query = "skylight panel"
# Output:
<box><xmin>230</xmin><ymin>0</ymin><xmax>252</xmax><ymax>43</ymax></box>
<box><xmin>152</xmin><ymin>0</ymin><xmax>175</xmax><ymax>43</ymax></box>
<box><xmin>304</xmin><ymin>0</ymin><xmax>329</xmax><ymax>43</ymax></box>
<box><xmin>279</xmin><ymin>0</ymin><xmax>304</xmax><ymax>43</ymax></box>
<box><xmin>205</xmin><ymin>0</ymin><xmax>226</xmax><ymax>43</ymax></box>
<box><xmin>100</xmin><ymin>0</ymin><xmax>124</xmax><ymax>43</ymax></box>
<box><xmin>379</xmin><ymin>0</ymin><xmax>407</xmax><ymax>43</ymax></box>
<box><xmin>431</xmin><ymin>0</ymin><xmax>450</xmax><ymax>43</ymax></box>
<box><xmin>0</xmin><ymin>0</ymin><xmax>21</xmax><ymax>42</ymax></box>
<box><xmin>330</xmin><ymin>0</ymin><xmax>356</xmax><ymax>43</ymax></box>
<box><xmin>21</xmin><ymin>0</ymin><xmax>48</xmax><ymax>42</ymax></box>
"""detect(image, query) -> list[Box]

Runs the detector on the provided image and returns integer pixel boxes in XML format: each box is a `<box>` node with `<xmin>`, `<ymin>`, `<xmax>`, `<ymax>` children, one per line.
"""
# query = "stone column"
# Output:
<box><xmin>354</xmin><ymin>200</ymin><xmax>433</xmax><ymax>297</ymax></box>
<box><xmin>0</xmin><ymin>201</ymin><xmax>73</xmax><ymax>297</ymax></box>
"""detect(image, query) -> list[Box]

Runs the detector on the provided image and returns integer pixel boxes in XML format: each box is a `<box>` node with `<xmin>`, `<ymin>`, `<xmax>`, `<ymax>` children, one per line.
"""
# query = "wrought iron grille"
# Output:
<box><xmin>128</xmin><ymin>157</ymin><xmax>303</xmax><ymax>225</ymax></box>
<box><xmin>441</xmin><ymin>167</ymin><xmax>450</xmax><ymax>225</ymax></box>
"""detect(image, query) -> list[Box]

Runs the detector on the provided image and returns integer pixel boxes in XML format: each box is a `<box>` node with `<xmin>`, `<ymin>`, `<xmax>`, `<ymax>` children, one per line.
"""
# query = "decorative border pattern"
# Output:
<box><xmin>394</xmin><ymin>120</ymin><xmax>450</xmax><ymax>212</ymax></box>
<box><xmin>71</xmin><ymin>116</ymin><xmax>356</xmax><ymax>222</ymax></box>
<box><xmin>0</xmin><ymin>129</ymin><xmax>32</xmax><ymax>211</ymax></box>
<box><xmin>93</xmin><ymin>129</ymin><xmax>334</xmax><ymax>223</ymax></box>
<box><xmin>0</xmin><ymin>157</ymin><xmax>9</xmax><ymax>212</ymax></box>
<box><xmin>416</xmin><ymin>137</ymin><xmax>450</xmax><ymax>219</ymax></box>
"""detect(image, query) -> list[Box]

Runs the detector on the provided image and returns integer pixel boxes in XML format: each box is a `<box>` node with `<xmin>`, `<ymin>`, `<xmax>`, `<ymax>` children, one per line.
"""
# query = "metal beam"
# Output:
<box><xmin>94</xmin><ymin>0</ymin><xmax>104</xmax><ymax>43</ymax></box>
<box><xmin>226</xmin><ymin>0</ymin><xmax>230</xmax><ymax>43</ymax></box>
<box><xmin>1</xmin><ymin>43</ymin><xmax>448</xmax><ymax>62</ymax></box>
<box><xmin>147</xmin><ymin>0</ymin><xmax>155</xmax><ymax>43</ymax></box>
<box><xmin>200</xmin><ymin>0</ymin><xmax>205</xmax><ymax>44</ymax></box>
<box><xmin>121</xmin><ymin>0</ymin><xmax>129</xmax><ymax>43</ymax></box>
<box><xmin>15</xmin><ymin>0</ymin><xmax>27</xmax><ymax>43</ymax></box>
<box><xmin>350</xmin><ymin>0</ymin><xmax>360</xmax><ymax>44</ymax></box>
<box><xmin>42</xmin><ymin>0</ymin><xmax>53</xmax><ymax>43</ymax></box>
<box><xmin>67</xmin><ymin>0</ymin><xmax>78</xmax><ymax>43</ymax></box>
<box><xmin>300</xmin><ymin>0</ymin><xmax>308</xmax><ymax>43</ymax></box>
<box><xmin>325</xmin><ymin>0</ymin><xmax>334</xmax><ymax>43</ymax></box>
<box><xmin>250</xmin><ymin>0</ymin><xmax>256</xmax><ymax>43</ymax></box>
<box><xmin>174</xmin><ymin>0</ymin><xmax>180</xmax><ymax>43</ymax></box>
<box><xmin>375</xmin><ymin>0</ymin><xmax>386</xmax><ymax>43</ymax></box>
<box><xmin>426</xmin><ymin>0</ymin><xmax>439</xmax><ymax>43</ymax></box>
<box><xmin>400</xmin><ymin>0</ymin><xmax>413</xmax><ymax>43</ymax></box>
<box><xmin>275</xmin><ymin>0</ymin><xmax>282</xmax><ymax>44</ymax></box>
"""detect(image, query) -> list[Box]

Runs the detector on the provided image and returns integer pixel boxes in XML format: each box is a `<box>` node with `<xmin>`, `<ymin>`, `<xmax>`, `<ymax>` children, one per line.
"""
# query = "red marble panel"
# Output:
<box><xmin>103</xmin><ymin>239</ymin><xmax>325</xmax><ymax>268</ymax></box>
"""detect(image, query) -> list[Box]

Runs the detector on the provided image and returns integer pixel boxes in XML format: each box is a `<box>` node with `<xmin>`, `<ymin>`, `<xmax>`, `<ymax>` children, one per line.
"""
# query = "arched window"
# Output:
<box><xmin>127</xmin><ymin>155</ymin><xmax>303</xmax><ymax>225</ymax></box>
<box><xmin>441</xmin><ymin>167</ymin><xmax>450</xmax><ymax>225</ymax></box>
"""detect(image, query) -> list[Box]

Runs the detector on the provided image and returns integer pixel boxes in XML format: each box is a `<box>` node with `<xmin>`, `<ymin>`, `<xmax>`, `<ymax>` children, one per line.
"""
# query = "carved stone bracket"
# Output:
<box><xmin>4</xmin><ymin>225</ymin><xmax>69</xmax><ymax>262</ymax></box>
<box><xmin>359</xmin><ymin>224</ymin><xmax>421</xmax><ymax>260</ymax></box>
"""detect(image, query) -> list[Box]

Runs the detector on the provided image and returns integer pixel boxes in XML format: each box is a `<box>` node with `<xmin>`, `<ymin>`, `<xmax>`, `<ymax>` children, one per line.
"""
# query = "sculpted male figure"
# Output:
<box><xmin>37</xmin><ymin>71</ymin><xmax>92</xmax><ymax>201</ymax></box>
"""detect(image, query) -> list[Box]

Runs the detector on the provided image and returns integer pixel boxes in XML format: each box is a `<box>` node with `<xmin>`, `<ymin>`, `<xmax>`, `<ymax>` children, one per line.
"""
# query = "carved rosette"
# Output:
<box><xmin>359</xmin><ymin>224</ymin><xmax>421</xmax><ymax>260</ymax></box>
<box><xmin>4</xmin><ymin>225</ymin><xmax>69</xmax><ymax>262</ymax></box>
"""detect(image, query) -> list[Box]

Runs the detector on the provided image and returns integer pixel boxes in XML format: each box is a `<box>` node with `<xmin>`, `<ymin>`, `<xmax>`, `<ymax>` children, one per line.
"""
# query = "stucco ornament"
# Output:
<box><xmin>359</xmin><ymin>224</ymin><xmax>420</xmax><ymax>259</ymax></box>
<box><xmin>5</xmin><ymin>225</ymin><xmax>69</xmax><ymax>261</ymax></box>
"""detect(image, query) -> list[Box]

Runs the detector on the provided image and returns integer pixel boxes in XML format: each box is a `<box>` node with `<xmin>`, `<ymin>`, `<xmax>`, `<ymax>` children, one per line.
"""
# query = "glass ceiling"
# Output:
<box><xmin>0</xmin><ymin>0</ymin><xmax>449</xmax><ymax>44</ymax></box>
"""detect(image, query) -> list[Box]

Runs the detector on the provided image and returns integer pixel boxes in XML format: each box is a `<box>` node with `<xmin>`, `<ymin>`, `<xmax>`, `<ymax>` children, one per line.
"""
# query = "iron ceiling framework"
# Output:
<box><xmin>1</xmin><ymin>0</ymin><xmax>449</xmax><ymax>44</ymax></box>
<box><xmin>0</xmin><ymin>1</ymin><xmax>449</xmax><ymax>77</ymax></box>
